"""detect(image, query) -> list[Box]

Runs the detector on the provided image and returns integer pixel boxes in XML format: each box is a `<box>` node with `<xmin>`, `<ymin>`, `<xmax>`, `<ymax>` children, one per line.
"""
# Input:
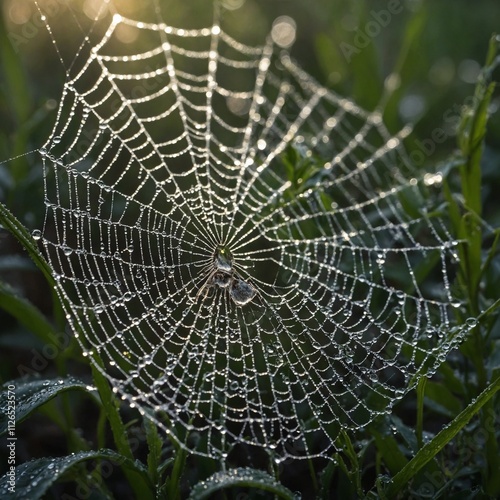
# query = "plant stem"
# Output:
<box><xmin>416</xmin><ymin>377</ymin><xmax>427</xmax><ymax>449</ymax></box>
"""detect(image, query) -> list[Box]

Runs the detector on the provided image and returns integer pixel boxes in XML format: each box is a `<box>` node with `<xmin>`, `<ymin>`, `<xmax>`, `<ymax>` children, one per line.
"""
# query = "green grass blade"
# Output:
<box><xmin>385</xmin><ymin>375</ymin><xmax>500</xmax><ymax>497</ymax></box>
<box><xmin>0</xmin><ymin>281</ymin><xmax>58</xmax><ymax>346</ymax></box>
<box><xmin>164</xmin><ymin>445</ymin><xmax>187</xmax><ymax>500</ymax></box>
<box><xmin>416</xmin><ymin>377</ymin><xmax>427</xmax><ymax>448</ymax></box>
<box><xmin>0</xmin><ymin>202</ymin><xmax>54</xmax><ymax>287</ymax></box>
<box><xmin>318</xmin><ymin>458</ymin><xmax>338</xmax><ymax>500</ymax></box>
<box><xmin>144</xmin><ymin>416</ymin><xmax>162</xmax><ymax>487</ymax></box>
<box><xmin>90</xmin><ymin>359</ymin><xmax>157</xmax><ymax>499</ymax></box>
<box><xmin>372</xmin><ymin>431</ymin><xmax>408</xmax><ymax>476</ymax></box>
<box><xmin>90</xmin><ymin>361</ymin><xmax>133</xmax><ymax>460</ymax></box>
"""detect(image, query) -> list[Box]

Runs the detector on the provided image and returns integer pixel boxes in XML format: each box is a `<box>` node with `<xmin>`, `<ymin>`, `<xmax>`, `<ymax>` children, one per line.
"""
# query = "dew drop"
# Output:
<box><xmin>465</xmin><ymin>317</ymin><xmax>477</xmax><ymax>328</ymax></box>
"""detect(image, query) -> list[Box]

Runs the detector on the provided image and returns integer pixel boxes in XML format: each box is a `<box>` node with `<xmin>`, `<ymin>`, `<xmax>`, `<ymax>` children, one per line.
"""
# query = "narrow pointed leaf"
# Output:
<box><xmin>0</xmin><ymin>449</ymin><xmax>152</xmax><ymax>500</ymax></box>
<box><xmin>0</xmin><ymin>377</ymin><xmax>92</xmax><ymax>436</ymax></box>
<box><xmin>0</xmin><ymin>281</ymin><xmax>58</xmax><ymax>346</ymax></box>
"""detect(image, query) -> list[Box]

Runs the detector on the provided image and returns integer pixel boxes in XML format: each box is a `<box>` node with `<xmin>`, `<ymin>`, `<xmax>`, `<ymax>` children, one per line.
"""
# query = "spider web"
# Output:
<box><xmin>34</xmin><ymin>3</ymin><xmax>473</xmax><ymax>460</ymax></box>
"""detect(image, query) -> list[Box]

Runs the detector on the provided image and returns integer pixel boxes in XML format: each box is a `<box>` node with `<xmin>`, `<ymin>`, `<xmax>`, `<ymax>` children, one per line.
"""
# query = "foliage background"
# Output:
<box><xmin>0</xmin><ymin>0</ymin><xmax>499</xmax><ymax>498</ymax></box>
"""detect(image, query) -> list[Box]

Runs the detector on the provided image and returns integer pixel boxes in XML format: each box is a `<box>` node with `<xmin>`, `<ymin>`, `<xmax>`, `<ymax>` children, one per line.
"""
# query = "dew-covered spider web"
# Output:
<box><xmin>34</xmin><ymin>1</ymin><xmax>474</xmax><ymax>460</ymax></box>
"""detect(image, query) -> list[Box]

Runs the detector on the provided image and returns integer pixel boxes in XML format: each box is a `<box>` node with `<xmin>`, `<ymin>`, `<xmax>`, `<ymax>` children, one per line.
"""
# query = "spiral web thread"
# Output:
<box><xmin>35</xmin><ymin>6</ymin><xmax>473</xmax><ymax>460</ymax></box>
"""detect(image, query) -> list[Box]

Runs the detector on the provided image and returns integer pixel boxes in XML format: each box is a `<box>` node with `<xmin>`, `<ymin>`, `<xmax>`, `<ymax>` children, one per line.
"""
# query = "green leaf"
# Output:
<box><xmin>334</xmin><ymin>431</ymin><xmax>363</xmax><ymax>497</ymax></box>
<box><xmin>372</xmin><ymin>430</ymin><xmax>408</xmax><ymax>475</ymax></box>
<box><xmin>457</xmin><ymin>36</ymin><xmax>498</xmax><ymax>225</ymax></box>
<box><xmin>424</xmin><ymin>381</ymin><xmax>463</xmax><ymax>418</ymax></box>
<box><xmin>0</xmin><ymin>377</ymin><xmax>91</xmax><ymax>436</ymax></box>
<box><xmin>0</xmin><ymin>202</ymin><xmax>54</xmax><ymax>287</ymax></box>
<box><xmin>0</xmin><ymin>449</ymin><xmax>152</xmax><ymax>500</ymax></box>
<box><xmin>315</xmin><ymin>33</ymin><xmax>347</xmax><ymax>86</ymax></box>
<box><xmin>90</xmin><ymin>358</ymin><xmax>157</xmax><ymax>499</ymax></box>
<box><xmin>144</xmin><ymin>416</ymin><xmax>162</xmax><ymax>486</ymax></box>
<box><xmin>318</xmin><ymin>457</ymin><xmax>338</xmax><ymax>500</ymax></box>
<box><xmin>0</xmin><ymin>281</ymin><xmax>58</xmax><ymax>346</ymax></box>
<box><xmin>438</xmin><ymin>363</ymin><xmax>466</xmax><ymax>397</ymax></box>
<box><xmin>390</xmin><ymin>416</ymin><xmax>418</xmax><ymax>452</ymax></box>
<box><xmin>349</xmin><ymin>4</ymin><xmax>383</xmax><ymax>110</ymax></box>
<box><xmin>384</xmin><ymin>375</ymin><xmax>500</xmax><ymax>497</ymax></box>
<box><xmin>416</xmin><ymin>377</ymin><xmax>427</xmax><ymax>448</ymax></box>
<box><xmin>163</xmin><ymin>443</ymin><xmax>187</xmax><ymax>500</ymax></box>
<box><xmin>188</xmin><ymin>467</ymin><xmax>296</xmax><ymax>500</ymax></box>
<box><xmin>90</xmin><ymin>360</ymin><xmax>133</xmax><ymax>460</ymax></box>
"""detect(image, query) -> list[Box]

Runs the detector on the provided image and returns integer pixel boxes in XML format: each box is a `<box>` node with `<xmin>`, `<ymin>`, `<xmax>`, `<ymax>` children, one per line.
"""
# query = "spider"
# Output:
<box><xmin>196</xmin><ymin>247</ymin><xmax>256</xmax><ymax>306</ymax></box>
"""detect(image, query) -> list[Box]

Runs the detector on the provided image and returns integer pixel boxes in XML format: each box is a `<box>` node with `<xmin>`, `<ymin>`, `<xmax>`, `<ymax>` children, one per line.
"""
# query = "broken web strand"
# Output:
<box><xmin>30</xmin><ymin>0</ymin><xmax>475</xmax><ymax>462</ymax></box>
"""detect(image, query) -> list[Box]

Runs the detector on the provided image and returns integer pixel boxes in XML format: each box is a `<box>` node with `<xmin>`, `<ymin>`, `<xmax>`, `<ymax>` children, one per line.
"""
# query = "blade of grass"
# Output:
<box><xmin>385</xmin><ymin>375</ymin><xmax>500</xmax><ymax>497</ymax></box>
<box><xmin>372</xmin><ymin>430</ymin><xmax>408</xmax><ymax>476</ymax></box>
<box><xmin>163</xmin><ymin>445</ymin><xmax>187</xmax><ymax>500</ymax></box>
<box><xmin>416</xmin><ymin>377</ymin><xmax>427</xmax><ymax>448</ymax></box>
<box><xmin>0</xmin><ymin>281</ymin><xmax>58</xmax><ymax>345</ymax></box>
<box><xmin>0</xmin><ymin>201</ymin><xmax>66</xmax><ymax>332</ymax></box>
<box><xmin>90</xmin><ymin>360</ymin><xmax>156</xmax><ymax>500</ymax></box>
<box><xmin>90</xmin><ymin>361</ymin><xmax>133</xmax><ymax>460</ymax></box>
<box><xmin>0</xmin><ymin>202</ymin><xmax>53</xmax><ymax>286</ymax></box>
<box><xmin>335</xmin><ymin>431</ymin><xmax>363</xmax><ymax>497</ymax></box>
<box><xmin>144</xmin><ymin>416</ymin><xmax>162</xmax><ymax>488</ymax></box>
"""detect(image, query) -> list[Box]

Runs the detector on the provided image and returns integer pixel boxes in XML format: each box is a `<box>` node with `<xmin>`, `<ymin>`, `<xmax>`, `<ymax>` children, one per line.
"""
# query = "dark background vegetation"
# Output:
<box><xmin>0</xmin><ymin>0</ymin><xmax>499</xmax><ymax>498</ymax></box>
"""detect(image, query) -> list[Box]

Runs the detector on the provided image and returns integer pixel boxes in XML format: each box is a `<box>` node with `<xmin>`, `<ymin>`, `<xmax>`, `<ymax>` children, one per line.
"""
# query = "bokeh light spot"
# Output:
<box><xmin>428</xmin><ymin>57</ymin><xmax>455</xmax><ymax>86</ymax></box>
<box><xmin>458</xmin><ymin>59</ymin><xmax>481</xmax><ymax>84</ymax></box>
<box><xmin>221</xmin><ymin>0</ymin><xmax>246</xmax><ymax>11</ymax></box>
<box><xmin>115</xmin><ymin>23</ymin><xmax>139</xmax><ymax>44</ymax></box>
<box><xmin>83</xmin><ymin>0</ymin><xmax>109</xmax><ymax>20</ymax></box>
<box><xmin>271</xmin><ymin>16</ymin><xmax>297</xmax><ymax>49</ymax></box>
